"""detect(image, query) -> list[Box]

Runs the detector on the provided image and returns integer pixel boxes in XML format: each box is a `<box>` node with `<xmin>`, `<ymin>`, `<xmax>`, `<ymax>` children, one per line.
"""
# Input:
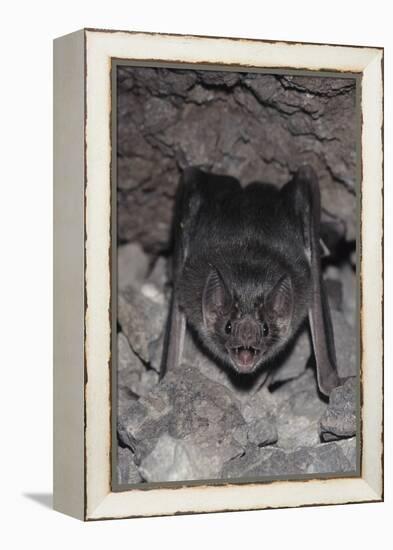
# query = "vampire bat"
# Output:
<box><xmin>161</xmin><ymin>165</ymin><xmax>343</xmax><ymax>396</ymax></box>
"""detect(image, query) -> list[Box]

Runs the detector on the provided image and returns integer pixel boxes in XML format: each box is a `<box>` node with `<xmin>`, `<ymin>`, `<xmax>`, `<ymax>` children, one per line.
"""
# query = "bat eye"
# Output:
<box><xmin>225</xmin><ymin>321</ymin><xmax>232</xmax><ymax>334</ymax></box>
<box><xmin>262</xmin><ymin>322</ymin><xmax>269</xmax><ymax>337</ymax></box>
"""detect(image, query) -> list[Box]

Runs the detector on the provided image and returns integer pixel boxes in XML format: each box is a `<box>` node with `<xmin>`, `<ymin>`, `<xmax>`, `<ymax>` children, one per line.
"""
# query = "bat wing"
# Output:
<box><xmin>160</xmin><ymin>167</ymin><xmax>241</xmax><ymax>378</ymax></box>
<box><xmin>285</xmin><ymin>166</ymin><xmax>342</xmax><ymax>396</ymax></box>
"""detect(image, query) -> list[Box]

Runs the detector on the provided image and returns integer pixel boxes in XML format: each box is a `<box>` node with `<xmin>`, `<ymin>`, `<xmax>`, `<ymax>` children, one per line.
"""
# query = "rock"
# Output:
<box><xmin>197</xmin><ymin>70</ymin><xmax>241</xmax><ymax>88</ymax></box>
<box><xmin>117</xmin><ymin>68</ymin><xmax>357</xmax><ymax>251</ymax></box>
<box><xmin>146</xmin><ymin>255</ymin><xmax>168</xmax><ymax>291</ymax></box>
<box><xmin>118</xmin><ymin>283</ymin><xmax>168</xmax><ymax>371</ymax></box>
<box><xmin>148</xmin><ymin>332</ymin><xmax>165</xmax><ymax>375</ymax></box>
<box><xmin>117</xmin><ymin>394</ymin><xmax>172</xmax><ymax>464</ymax></box>
<box><xmin>138</xmin><ymin>434</ymin><xmax>196</xmax><ymax>482</ymax></box>
<box><xmin>337</xmin><ymin>437</ymin><xmax>358</xmax><ymax>469</ymax></box>
<box><xmin>222</xmin><ymin>437</ymin><xmax>357</xmax><ymax>479</ymax></box>
<box><xmin>222</xmin><ymin>445</ymin><xmax>288</xmax><ymax>479</ymax></box>
<box><xmin>118</xmin><ymin>362</ymin><xmax>247</xmax><ymax>478</ymax></box>
<box><xmin>245</xmin><ymin>417</ymin><xmax>278</xmax><ymax>447</ymax></box>
<box><xmin>163</xmin><ymin>363</ymin><xmax>245</xmax><ymax>439</ymax></box>
<box><xmin>117</xmin><ymin>333</ymin><xmax>141</xmax><ymax>414</ymax></box>
<box><xmin>325</xmin><ymin>263</ymin><xmax>356</xmax><ymax>328</ymax></box>
<box><xmin>320</xmin><ymin>377</ymin><xmax>357</xmax><ymax>441</ymax></box>
<box><xmin>240</xmin><ymin>391</ymin><xmax>274</xmax><ymax>422</ymax></box>
<box><xmin>117</xmin><ymin>332</ymin><xmax>159</xmax><ymax>413</ymax></box>
<box><xmin>290</xmin><ymin>439</ymin><xmax>356</xmax><ymax>474</ymax></box>
<box><xmin>325</xmin><ymin>278</ymin><xmax>343</xmax><ymax>311</ymax></box>
<box><xmin>273</xmin><ymin>370</ymin><xmax>327</xmax><ymax>449</ymax></box>
<box><xmin>117</xmin><ymin>446</ymin><xmax>143</xmax><ymax>484</ymax></box>
<box><xmin>181</xmin><ymin>425</ymin><xmax>244</xmax><ymax>480</ymax></box>
<box><xmin>236</xmin><ymin>392</ymin><xmax>278</xmax><ymax>446</ymax></box>
<box><xmin>331</xmin><ymin>309</ymin><xmax>357</xmax><ymax>378</ymax></box>
<box><xmin>341</xmin><ymin>262</ymin><xmax>357</xmax><ymax>327</ymax></box>
<box><xmin>117</xmin><ymin>242</ymin><xmax>150</xmax><ymax>292</ymax></box>
<box><xmin>139</xmin><ymin>427</ymin><xmax>244</xmax><ymax>482</ymax></box>
<box><xmin>268</xmin><ymin>326</ymin><xmax>312</xmax><ymax>386</ymax></box>
<box><xmin>115</xmin><ymin>195</ymin><xmax>358</xmax><ymax>484</ymax></box>
<box><xmin>229</xmin><ymin>444</ymin><xmax>286</xmax><ymax>478</ymax></box>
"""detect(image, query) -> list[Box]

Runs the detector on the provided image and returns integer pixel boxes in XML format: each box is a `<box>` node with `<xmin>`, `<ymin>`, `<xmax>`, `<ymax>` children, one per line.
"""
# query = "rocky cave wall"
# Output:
<box><xmin>117</xmin><ymin>66</ymin><xmax>357</xmax><ymax>254</ymax></box>
<box><xmin>116</xmin><ymin>66</ymin><xmax>358</xmax><ymax>485</ymax></box>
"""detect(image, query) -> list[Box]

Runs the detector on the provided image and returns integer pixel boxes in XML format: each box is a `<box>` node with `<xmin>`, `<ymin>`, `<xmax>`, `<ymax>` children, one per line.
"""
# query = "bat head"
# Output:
<box><xmin>202</xmin><ymin>266</ymin><xmax>294</xmax><ymax>374</ymax></box>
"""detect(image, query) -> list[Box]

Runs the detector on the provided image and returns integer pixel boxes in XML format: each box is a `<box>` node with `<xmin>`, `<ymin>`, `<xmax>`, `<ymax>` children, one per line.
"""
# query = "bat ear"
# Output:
<box><xmin>202</xmin><ymin>267</ymin><xmax>231</xmax><ymax>329</ymax></box>
<box><xmin>266</xmin><ymin>275</ymin><xmax>293</xmax><ymax>334</ymax></box>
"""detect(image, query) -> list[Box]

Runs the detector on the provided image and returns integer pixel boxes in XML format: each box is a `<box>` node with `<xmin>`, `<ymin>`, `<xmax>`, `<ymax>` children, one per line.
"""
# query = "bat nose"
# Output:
<box><xmin>236</xmin><ymin>317</ymin><xmax>259</xmax><ymax>347</ymax></box>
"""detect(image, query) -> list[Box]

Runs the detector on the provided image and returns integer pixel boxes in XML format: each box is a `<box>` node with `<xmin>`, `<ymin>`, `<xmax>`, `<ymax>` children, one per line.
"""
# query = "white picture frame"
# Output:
<box><xmin>53</xmin><ymin>28</ymin><xmax>383</xmax><ymax>521</ymax></box>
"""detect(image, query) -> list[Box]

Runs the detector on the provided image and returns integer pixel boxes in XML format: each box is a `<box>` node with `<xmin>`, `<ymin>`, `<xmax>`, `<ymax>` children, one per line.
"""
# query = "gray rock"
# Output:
<box><xmin>186</xmin><ymin>84</ymin><xmax>216</xmax><ymax>105</ymax></box>
<box><xmin>183</xmin><ymin>425</ymin><xmax>244</xmax><ymax>480</ymax></box>
<box><xmin>222</xmin><ymin>437</ymin><xmax>357</xmax><ymax>479</ymax></box>
<box><xmin>162</xmin><ymin>363</ymin><xmax>245</xmax><ymax>439</ymax></box>
<box><xmin>117</xmin><ymin>332</ymin><xmax>159</xmax><ymax>413</ymax></box>
<box><xmin>117</xmin><ymin>333</ymin><xmax>141</xmax><ymax>414</ymax></box>
<box><xmin>289</xmin><ymin>440</ymin><xmax>356</xmax><ymax>474</ymax></box>
<box><xmin>118</xmin><ymin>283</ymin><xmax>168</xmax><ymax>371</ymax></box>
<box><xmin>115</xmin><ymin>235</ymin><xmax>358</xmax><ymax>483</ymax></box>
<box><xmin>325</xmin><ymin>278</ymin><xmax>343</xmax><ymax>311</ymax></box>
<box><xmin>331</xmin><ymin>309</ymin><xmax>357</xmax><ymax>378</ymax></box>
<box><xmin>235</xmin><ymin>392</ymin><xmax>278</xmax><ymax>447</ymax></box>
<box><xmin>197</xmin><ymin>70</ymin><xmax>241</xmax><ymax>88</ymax></box>
<box><xmin>221</xmin><ymin>445</ymin><xmax>287</xmax><ymax>479</ymax></box>
<box><xmin>273</xmin><ymin>370</ymin><xmax>327</xmax><ymax>449</ymax></box>
<box><xmin>139</xmin><ymin>428</ymin><xmax>244</xmax><ymax>482</ymax></box>
<box><xmin>341</xmin><ymin>263</ymin><xmax>357</xmax><ymax>328</ymax></box>
<box><xmin>118</xmin><ymin>362</ymin><xmax>247</xmax><ymax>479</ymax></box>
<box><xmin>273</xmin><ymin>368</ymin><xmax>317</xmax><ymax>398</ymax></box>
<box><xmin>117</xmin><ymin>446</ymin><xmax>143</xmax><ymax>484</ymax></box>
<box><xmin>117</xmin><ymin>242</ymin><xmax>150</xmax><ymax>292</ymax></box>
<box><xmin>325</xmin><ymin>263</ymin><xmax>356</xmax><ymax>328</ymax></box>
<box><xmin>117</xmin><ymin>393</ymin><xmax>172</xmax><ymax>464</ymax></box>
<box><xmin>240</xmin><ymin>391</ymin><xmax>275</xmax><ymax>422</ymax></box>
<box><xmin>269</xmin><ymin>326</ymin><xmax>312</xmax><ymax>385</ymax></box>
<box><xmin>146</xmin><ymin>255</ymin><xmax>168</xmax><ymax>291</ymax></box>
<box><xmin>117</xmin><ymin>68</ymin><xmax>357</xmax><ymax>251</ymax></box>
<box><xmin>138</xmin><ymin>434</ymin><xmax>196</xmax><ymax>482</ymax></box>
<box><xmin>245</xmin><ymin>417</ymin><xmax>278</xmax><ymax>447</ymax></box>
<box><xmin>320</xmin><ymin>377</ymin><xmax>357</xmax><ymax>441</ymax></box>
<box><xmin>337</xmin><ymin>437</ymin><xmax>358</xmax><ymax>470</ymax></box>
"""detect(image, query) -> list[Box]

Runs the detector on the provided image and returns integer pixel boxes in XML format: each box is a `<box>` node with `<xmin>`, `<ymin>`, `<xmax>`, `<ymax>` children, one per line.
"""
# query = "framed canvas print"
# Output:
<box><xmin>53</xmin><ymin>28</ymin><xmax>383</xmax><ymax>520</ymax></box>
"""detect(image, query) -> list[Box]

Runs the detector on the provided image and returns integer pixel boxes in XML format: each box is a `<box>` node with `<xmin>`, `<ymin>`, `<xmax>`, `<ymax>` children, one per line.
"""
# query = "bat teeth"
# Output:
<box><xmin>234</xmin><ymin>346</ymin><xmax>260</xmax><ymax>356</ymax></box>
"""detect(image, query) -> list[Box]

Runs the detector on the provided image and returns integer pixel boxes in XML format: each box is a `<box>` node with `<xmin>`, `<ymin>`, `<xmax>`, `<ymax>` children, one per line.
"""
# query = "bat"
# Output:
<box><xmin>161</xmin><ymin>165</ymin><xmax>342</xmax><ymax>396</ymax></box>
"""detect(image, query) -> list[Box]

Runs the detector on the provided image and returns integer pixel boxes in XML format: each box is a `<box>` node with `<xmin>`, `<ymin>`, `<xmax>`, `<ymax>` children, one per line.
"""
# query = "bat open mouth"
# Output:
<box><xmin>229</xmin><ymin>346</ymin><xmax>262</xmax><ymax>373</ymax></box>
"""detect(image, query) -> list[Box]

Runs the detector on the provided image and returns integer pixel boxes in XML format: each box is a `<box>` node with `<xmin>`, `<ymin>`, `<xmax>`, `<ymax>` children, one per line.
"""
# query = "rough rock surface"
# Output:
<box><xmin>117</xmin><ymin>332</ymin><xmax>159</xmax><ymax>413</ymax></box>
<box><xmin>117</xmin><ymin>446</ymin><xmax>143</xmax><ymax>484</ymax></box>
<box><xmin>117</xmin><ymin>67</ymin><xmax>357</xmax><ymax>253</ymax></box>
<box><xmin>118</xmin><ymin>280</ymin><xmax>168</xmax><ymax>372</ymax></box>
<box><xmin>221</xmin><ymin>437</ymin><xmax>357</xmax><ymax>479</ymax></box>
<box><xmin>115</xmin><ymin>68</ymin><xmax>358</xmax><ymax>483</ymax></box>
<box><xmin>116</xmin><ymin>245</ymin><xmax>358</xmax><ymax>484</ymax></box>
<box><xmin>273</xmin><ymin>370</ymin><xmax>327</xmax><ymax>450</ymax></box>
<box><xmin>117</xmin><ymin>242</ymin><xmax>150</xmax><ymax>292</ymax></box>
<box><xmin>118</xmin><ymin>362</ymin><xmax>249</xmax><ymax>480</ymax></box>
<box><xmin>320</xmin><ymin>377</ymin><xmax>357</xmax><ymax>441</ymax></box>
<box><xmin>331</xmin><ymin>309</ymin><xmax>357</xmax><ymax>379</ymax></box>
<box><xmin>268</xmin><ymin>325</ymin><xmax>312</xmax><ymax>386</ymax></box>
